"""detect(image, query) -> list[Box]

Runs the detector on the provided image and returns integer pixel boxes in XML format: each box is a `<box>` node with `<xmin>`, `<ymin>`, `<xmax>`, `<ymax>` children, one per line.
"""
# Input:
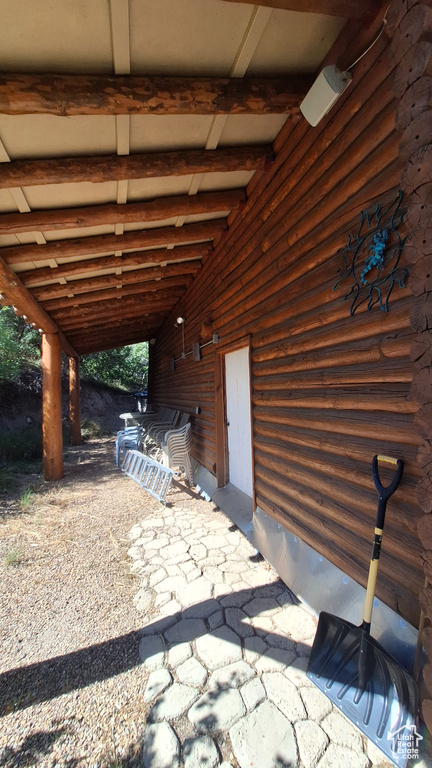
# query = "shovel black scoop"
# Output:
<box><xmin>307</xmin><ymin>455</ymin><xmax>419</xmax><ymax>768</ymax></box>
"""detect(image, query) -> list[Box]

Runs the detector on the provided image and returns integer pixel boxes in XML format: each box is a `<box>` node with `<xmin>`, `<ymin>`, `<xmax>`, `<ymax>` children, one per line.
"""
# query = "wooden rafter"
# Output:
<box><xmin>0</xmin><ymin>146</ymin><xmax>272</xmax><ymax>190</ymax></box>
<box><xmin>220</xmin><ymin>0</ymin><xmax>370</xmax><ymax>17</ymax></box>
<box><xmin>31</xmin><ymin>262</ymin><xmax>201</xmax><ymax>302</ymax></box>
<box><xmin>48</xmin><ymin>291</ymin><xmax>183</xmax><ymax>318</ymax></box>
<box><xmin>68</xmin><ymin>333</ymin><xmax>156</xmax><ymax>352</ymax></box>
<box><xmin>61</xmin><ymin>320</ymin><xmax>170</xmax><ymax>341</ymax></box>
<box><xmin>58</xmin><ymin>313</ymin><xmax>176</xmax><ymax>335</ymax></box>
<box><xmin>0</xmin><ymin>72</ymin><xmax>313</xmax><ymax>116</ymax></box>
<box><xmin>0</xmin><ymin>190</ymin><xmax>245</xmax><ymax>236</ymax></box>
<box><xmin>59</xmin><ymin>311</ymin><xmax>170</xmax><ymax>333</ymax></box>
<box><xmin>57</xmin><ymin>314</ymin><xmax>172</xmax><ymax>337</ymax></box>
<box><xmin>55</xmin><ymin>294</ymin><xmax>176</xmax><ymax>318</ymax></box>
<box><xmin>68</xmin><ymin>323</ymin><xmax>163</xmax><ymax>344</ymax></box>
<box><xmin>19</xmin><ymin>244</ymin><xmax>209</xmax><ymax>287</ymax></box>
<box><xmin>74</xmin><ymin>334</ymin><xmax>160</xmax><ymax>355</ymax></box>
<box><xmin>0</xmin><ymin>255</ymin><xmax>77</xmax><ymax>357</ymax></box>
<box><xmin>2</xmin><ymin>221</ymin><xmax>225</xmax><ymax>266</ymax></box>
<box><xmin>40</xmin><ymin>275</ymin><xmax>195</xmax><ymax>311</ymax></box>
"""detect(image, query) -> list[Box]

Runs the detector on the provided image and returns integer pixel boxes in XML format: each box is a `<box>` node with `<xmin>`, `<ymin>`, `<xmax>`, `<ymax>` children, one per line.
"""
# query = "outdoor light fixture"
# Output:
<box><xmin>170</xmin><ymin>324</ymin><xmax>220</xmax><ymax>370</ymax></box>
<box><xmin>300</xmin><ymin>9</ymin><xmax>388</xmax><ymax>127</ymax></box>
<box><xmin>300</xmin><ymin>65</ymin><xmax>352</xmax><ymax>126</ymax></box>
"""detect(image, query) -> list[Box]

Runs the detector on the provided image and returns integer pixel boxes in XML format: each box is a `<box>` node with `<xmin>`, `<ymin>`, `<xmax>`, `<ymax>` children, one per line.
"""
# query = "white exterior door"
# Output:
<box><xmin>225</xmin><ymin>346</ymin><xmax>253</xmax><ymax>496</ymax></box>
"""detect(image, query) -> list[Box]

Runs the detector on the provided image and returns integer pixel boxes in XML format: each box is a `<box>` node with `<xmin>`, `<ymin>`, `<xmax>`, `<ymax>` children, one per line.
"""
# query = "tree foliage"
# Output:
<box><xmin>0</xmin><ymin>307</ymin><xmax>40</xmax><ymax>383</ymax></box>
<box><xmin>0</xmin><ymin>307</ymin><xmax>148</xmax><ymax>391</ymax></box>
<box><xmin>80</xmin><ymin>342</ymin><xmax>149</xmax><ymax>390</ymax></box>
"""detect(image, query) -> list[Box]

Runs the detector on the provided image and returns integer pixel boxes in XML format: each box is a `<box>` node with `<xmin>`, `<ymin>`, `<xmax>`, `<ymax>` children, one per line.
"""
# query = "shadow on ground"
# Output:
<box><xmin>0</xmin><ymin>581</ymin><xmax>303</xmax><ymax>718</ymax></box>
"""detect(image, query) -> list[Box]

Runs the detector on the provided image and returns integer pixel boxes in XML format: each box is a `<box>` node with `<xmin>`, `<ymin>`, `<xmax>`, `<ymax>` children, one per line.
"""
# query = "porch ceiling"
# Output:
<box><xmin>0</xmin><ymin>0</ymin><xmax>368</xmax><ymax>356</ymax></box>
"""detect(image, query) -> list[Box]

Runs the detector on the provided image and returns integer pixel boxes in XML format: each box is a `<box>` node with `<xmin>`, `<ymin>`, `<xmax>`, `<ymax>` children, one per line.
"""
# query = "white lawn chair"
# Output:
<box><xmin>161</xmin><ymin>422</ymin><xmax>194</xmax><ymax>486</ymax></box>
<box><xmin>141</xmin><ymin>407</ymin><xmax>174</xmax><ymax>441</ymax></box>
<box><xmin>150</xmin><ymin>412</ymin><xmax>189</xmax><ymax>446</ymax></box>
<box><xmin>145</xmin><ymin>409</ymin><xmax>180</xmax><ymax>444</ymax></box>
<box><xmin>115</xmin><ymin>425</ymin><xmax>143</xmax><ymax>466</ymax></box>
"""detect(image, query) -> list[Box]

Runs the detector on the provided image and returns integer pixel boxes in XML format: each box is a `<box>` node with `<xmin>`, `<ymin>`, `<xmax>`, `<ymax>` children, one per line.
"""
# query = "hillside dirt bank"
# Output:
<box><xmin>0</xmin><ymin>373</ymin><xmax>133</xmax><ymax>435</ymax></box>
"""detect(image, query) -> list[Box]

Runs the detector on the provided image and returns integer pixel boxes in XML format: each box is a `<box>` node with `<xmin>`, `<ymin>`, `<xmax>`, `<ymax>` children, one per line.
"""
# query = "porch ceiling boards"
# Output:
<box><xmin>0</xmin><ymin>0</ymin><xmax>368</xmax><ymax>356</ymax></box>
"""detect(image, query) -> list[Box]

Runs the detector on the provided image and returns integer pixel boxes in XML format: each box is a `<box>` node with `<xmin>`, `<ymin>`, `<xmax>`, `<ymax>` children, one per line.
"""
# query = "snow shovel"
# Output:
<box><xmin>307</xmin><ymin>455</ymin><xmax>419</xmax><ymax>768</ymax></box>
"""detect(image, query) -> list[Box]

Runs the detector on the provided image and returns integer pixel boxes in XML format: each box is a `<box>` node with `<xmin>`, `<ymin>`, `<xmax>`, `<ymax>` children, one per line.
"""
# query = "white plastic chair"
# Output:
<box><xmin>151</xmin><ymin>412</ymin><xmax>189</xmax><ymax>446</ymax></box>
<box><xmin>115</xmin><ymin>426</ymin><xmax>143</xmax><ymax>466</ymax></box>
<box><xmin>145</xmin><ymin>409</ymin><xmax>180</xmax><ymax>444</ymax></box>
<box><xmin>162</xmin><ymin>422</ymin><xmax>194</xmax><ymax>486</ymax></box>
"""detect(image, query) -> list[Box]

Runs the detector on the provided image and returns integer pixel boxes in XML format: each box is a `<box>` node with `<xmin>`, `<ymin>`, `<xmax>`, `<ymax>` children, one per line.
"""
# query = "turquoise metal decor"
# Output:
<box><xmin>334</xmin><ymin>191</ymin><xmax>408</xmax><ymax>315</ymax></box>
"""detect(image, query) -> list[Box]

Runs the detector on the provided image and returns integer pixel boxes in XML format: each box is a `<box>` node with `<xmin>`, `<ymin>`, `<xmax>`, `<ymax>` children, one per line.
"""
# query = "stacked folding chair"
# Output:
<box><xmin>161</xmin><ymin>422</ymin><xmax>194</xmax><ymax>485</ymax></box>
<box><xmin>115</xmin><ymin>425</ymin><xmax>143</xmax><ymax>466</ymax></box>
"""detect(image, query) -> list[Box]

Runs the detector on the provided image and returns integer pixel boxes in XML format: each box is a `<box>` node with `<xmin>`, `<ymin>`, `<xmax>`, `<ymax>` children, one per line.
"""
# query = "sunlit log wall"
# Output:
<box><xmin>387</xmin><ymin>0</ymin><xmax>432</xmax><ymax>733</ymax></box>
<box><xmin>152</xmin><ymin>13</ymin><xmax>423</xmax><ymax>630</ymax></box>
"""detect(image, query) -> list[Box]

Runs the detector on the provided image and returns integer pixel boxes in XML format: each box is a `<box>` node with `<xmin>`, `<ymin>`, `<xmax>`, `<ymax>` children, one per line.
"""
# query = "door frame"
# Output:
<box><xmin>215</xmin><ymin>334</ymin><xmax>255</xmax><ymax>503</ymax></box>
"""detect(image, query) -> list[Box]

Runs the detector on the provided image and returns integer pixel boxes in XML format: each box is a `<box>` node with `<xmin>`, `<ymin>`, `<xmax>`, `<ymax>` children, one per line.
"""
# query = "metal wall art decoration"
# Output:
<box><xmin>334</xmin><ymin>190</ymin><xmax>408</xmax><ymax>315</ymax></box>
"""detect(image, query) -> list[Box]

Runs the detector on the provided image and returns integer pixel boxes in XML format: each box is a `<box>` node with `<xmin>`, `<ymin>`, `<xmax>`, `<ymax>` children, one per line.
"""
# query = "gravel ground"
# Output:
<box><xmin>0</xmin><ymin>436</ymin><xmax>182</xmax><ymax>767</ymax></box>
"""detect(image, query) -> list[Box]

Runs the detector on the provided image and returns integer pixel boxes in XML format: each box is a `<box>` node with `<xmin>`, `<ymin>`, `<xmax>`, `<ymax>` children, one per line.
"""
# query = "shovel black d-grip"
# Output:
<box><xmin>361</xmin><ymin>455</ymin><xmax>404</xmax><ymax>633</ymax></box>
<box><xmin>372</xmin><ymin>454</ymin><xmax>404</xmax><ymax>530</ymax></box>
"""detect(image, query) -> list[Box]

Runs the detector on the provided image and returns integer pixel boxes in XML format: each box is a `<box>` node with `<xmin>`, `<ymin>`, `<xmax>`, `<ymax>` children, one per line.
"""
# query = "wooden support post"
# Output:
<box><xmin>69</xmin><ymin>356</ymin><xmax>81</xmax><ymax>446</ymax></box>
<box><xmin>41</xmin><ymin>333</ymin><xmax>63</xmax><ymax>480</ymax></box>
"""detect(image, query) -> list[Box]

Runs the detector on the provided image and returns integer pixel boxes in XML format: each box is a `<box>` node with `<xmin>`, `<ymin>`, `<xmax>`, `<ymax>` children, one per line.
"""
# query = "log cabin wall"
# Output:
<box><xmin>387</xmin><ymin>0</ymin><xmax>432</xmax><ymax>734</ymax></box>
<box><xmin>152</xmin><ymin>11</ymin><xmax>424</xmax><ymax>635</ymax></box>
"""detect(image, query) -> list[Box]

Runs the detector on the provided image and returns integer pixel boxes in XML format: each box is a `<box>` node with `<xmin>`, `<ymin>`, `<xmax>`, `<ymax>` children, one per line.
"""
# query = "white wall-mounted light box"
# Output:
<box><xmin>300</xmin><ymin>65</ymin><xmax>352</xmax><ymax>127</ymax></box>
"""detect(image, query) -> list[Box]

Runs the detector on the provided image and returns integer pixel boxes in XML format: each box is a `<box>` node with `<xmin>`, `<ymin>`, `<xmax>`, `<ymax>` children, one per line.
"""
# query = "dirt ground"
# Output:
<box><xmin>0</xmin><ymin>428</ymin><xmax>197</xmax><ymax>767</ymax></box>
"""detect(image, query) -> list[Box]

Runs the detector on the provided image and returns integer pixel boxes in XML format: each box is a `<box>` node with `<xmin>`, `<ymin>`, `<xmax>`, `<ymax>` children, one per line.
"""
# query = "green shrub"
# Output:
<box><xmin>80</xmin><ymin>419</ymin><xmax>111</xmax><ymax>440</ymax></box>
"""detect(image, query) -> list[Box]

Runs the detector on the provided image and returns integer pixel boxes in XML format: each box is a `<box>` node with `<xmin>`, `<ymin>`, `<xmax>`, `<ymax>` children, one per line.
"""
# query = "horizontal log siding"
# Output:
<box><xmin>152</xmin><ymin>28</ymin><xmax>422</xmax><ymax>626</ymax></box>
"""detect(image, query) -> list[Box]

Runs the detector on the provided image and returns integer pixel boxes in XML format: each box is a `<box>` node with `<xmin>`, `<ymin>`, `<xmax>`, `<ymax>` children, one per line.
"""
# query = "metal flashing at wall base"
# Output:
<box><xmin>252</xmin><ymin>506</ymin><xmax>417</xmax><ymax>672</ymax></box>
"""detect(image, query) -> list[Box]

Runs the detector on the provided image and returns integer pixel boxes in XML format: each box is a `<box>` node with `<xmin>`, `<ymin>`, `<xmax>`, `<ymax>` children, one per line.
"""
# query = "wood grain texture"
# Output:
<box><xmin>0</xmin><ymin>73</ymin><xmax>311</xmax><ymax>116</ymax></box>
<box><xmin>0</xmin><ymin>146</ymin><xmax>273</xmax><ymax>189</ymax></box>
<box><xmin>2</xmin><ymin>221</ymin><xmax>225</xmax><ymax>266</ymax></box>
<box><xmin>0</xmin><ymin>190</ymin><xmax>244</xmax><ymax>236</ymax></box>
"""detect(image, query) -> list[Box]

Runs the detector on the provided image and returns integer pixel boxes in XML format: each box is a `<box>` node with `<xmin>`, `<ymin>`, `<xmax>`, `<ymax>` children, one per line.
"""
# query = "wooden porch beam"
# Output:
<box><xmin>19</xmin><ymin>243</ymin><xmax>210</xmax><ymax>287</ymax></box>
<box><xmin>56</xmin><ymin>303</ymin><xmax>176</xmax><ymax>330</ymax></box>
<box><xmin>69</xmin><ymin>325</ymin><xmax>155</xmax><ymax>344</ymax></box>
<box><xmin>69</xmin><ymin>356</ymin><xmax>81</xmax><ymax>446</ymax></box>
<box><xmin>31</xmin><ymin>262</ymin><xmax>201</xmax><ymax>302</ymax></box>
<box><xmin>55</xmin><ymin>295</ymin><xmax>175</xmax><ymax>319</ymax></box>
<box><xmin>41</xmin><ymin>275</ymin><xmax>193</xmax><ymax>311</ymax></box>
<box><xmin>41</xmin><ymin>332</ymin><xmax>63</xmax><ymax>481</ymax></box>
<box><xmin>67</xmin><ymin>319</ymin><xmax>161</xmax><ymax>342</ymax></box>
<box><xmin>0</xmin><ymin>190</ymin><xmax>245</xmax><ymax>236</ymax></box>
<box><xmin>50</xmin><ymin>293</ymin><xmax>180</xmax><ymax>320</ymax></box>
<box><xmin>61</xmin><ymin>312</ymin><xmax>168</xmax><ymax>334</ymax></box>
<box><xmin>219</xmin><ymin>0</ymin><xmax>370</xmax><ymax>17</ymax></box>
<box><xmin>76</xmin><ymin>337</ymin><xmax>159</xmax><ymax>355</ymax></box>
<box><xmin>3</xmin><ymin>220</ymin><xmax>225</xmax><ymax>266</ymax></box>
<box><xmin>71</xmin><ymin>331</ymin><xmax>160</xmax><ymax>354</ymax></box>
<box><xmin>0</xmin><ymin>145</ymin><xmax>273</xmax><ymax>190</ymax></box>
<box><xmin>0</xmin><ymin>254</ymin><xmax>77</xmax><ymax>357</ymax></box>
<box><xmin>0</xmin><ymin>72</ymin><xmax>312</xmax><ymax>116</ymax></box>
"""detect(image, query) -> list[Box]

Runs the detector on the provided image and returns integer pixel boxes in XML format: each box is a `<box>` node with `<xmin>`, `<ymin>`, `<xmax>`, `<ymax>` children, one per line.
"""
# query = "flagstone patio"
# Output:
<box><xmin>127</xmin><ymin>494</ymin><xmax>421</xmax><ymax>768</ymax></box>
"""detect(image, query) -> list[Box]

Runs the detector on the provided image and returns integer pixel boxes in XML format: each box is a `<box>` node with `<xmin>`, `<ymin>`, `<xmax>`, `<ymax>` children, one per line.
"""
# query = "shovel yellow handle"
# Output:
<box><xmin>363</xmin><ymin>527</ymin><xmax>383</xmax><ymax>627</ymax></box>
<box><xmin>376</xmin><ymin>455</ymin><xmax>398</xmax><ymax>465</ymax></box>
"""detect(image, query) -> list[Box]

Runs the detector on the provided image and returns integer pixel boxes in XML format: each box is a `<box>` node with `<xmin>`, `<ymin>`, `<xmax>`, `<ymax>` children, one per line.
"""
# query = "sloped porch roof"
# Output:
<box><xmin>0</xmin><ymin>0</ymin><xmax>374</xmax><ymax>356</ymax></box>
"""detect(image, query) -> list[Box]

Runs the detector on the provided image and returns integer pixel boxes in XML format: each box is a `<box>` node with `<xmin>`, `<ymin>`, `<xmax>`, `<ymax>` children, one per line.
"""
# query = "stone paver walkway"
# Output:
<box><xmin>127</xmin><ymin>493</ymin><xmax>423</xmax><ymax>768</ymax></box>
